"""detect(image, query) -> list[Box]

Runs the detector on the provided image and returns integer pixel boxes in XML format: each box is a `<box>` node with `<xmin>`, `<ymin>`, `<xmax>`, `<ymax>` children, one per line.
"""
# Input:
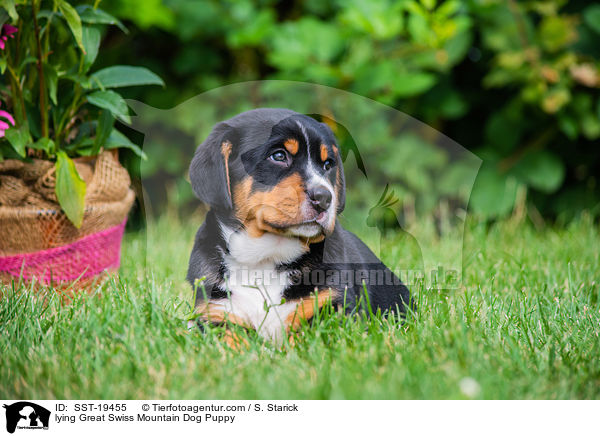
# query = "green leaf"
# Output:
<box><xmin>267</xmin><ymin>18</ymin><xmax>344</xmax><ymax>70</ymax></box>
<box><xmin>4</xmin><ymin>124</ymin><xmax>31</xmax><ymax>158</ymax></box>
<box><xmin>0</xmin><ymin>9</ymin><xmax>7</xmax><ymax>28</ymax></box>
<box><xmin>30</xmin><ymin>137</ymin><xmax>55</xmax><ymax>154</ymax></box>
<box><xmin>82</xmin><ymin>25</ymin><xmax>101</xmax><ymax>72</ymax></box>
<box><xmin>581</xmin><ymin>113</ymin><xmax>600</xmax><ymax>140</ymax></box>
<box><xmin>43</xmin><ymin>63</ymin><xmax>58</xmax><ymax>105</ymax></box>
<box><xmin>484</xmin><ymin>106</ymin><xmax>524</xmax><ymax>153</ymax></box>
<box><xmin>391</xmin><ymin>72</ymin><xmax>437</xmax><ymax>98</ymax></box>
<box><xmin>55</xmin><ymin>151</ymin><xmax>86</xmax><ymax>228</ymax></box>
<box><xmin>470</xmin><ymin>164</ymin><xmax>518</xmax><ymax>218</ymax></box>
<box><xmin>407</xmin><ymin>13</ymin><xmax>430</xmax><ymax>45</ymax></box>
<box><xmin>538</xmin><ymin>15</ymin><xmax>576</xmax><ymax>52</ymax></box>
<box><xmin>104</xmin><ymin>128</ymin><xmax>147</xmax><ymax>159</ymax></box>
<box><xmin>422</xmin><ymin>0</ymin><xmax>436</xmax><ymax>10</ymax></box>
<box><xmin>86</xmin><ymin>90</ymin><xmax>131</xmax><ymax>124</ymax></box>
<box><xmin>92</xmin><ymin>110</ymin><xmax>114</xmax><ymax>156</ymax></box>
<box><xmin>444</xmin><ymin>28</ymin><xmax>472</xmax><ymax>66</ymax></box>
<box><xmin>37</xmin><ymin>9</ymin><xmax>54</xmax><ymax>20</ymax></box>
<box><xmin>17</xmin><ymin>56</ymin><xmax>37</xmax><ymax>76</ymax></box>
<box><xmin>63</xmin><ymin>73</ymin><xmax>91</xmax><ymax>89</ymax></box>
<box><xmin>56</xmin><ymin>0</ymin><xmax>85</xmax><ymax>53</ymax></box>
<box><xmin>0</xmin><ymin>0</ymin><xmax>18</xmax><ymax>22</ymax></box>
<box><xmin>513</xmin><ymin>151</ymin><xmax>565</xmax><ymax>193</ymax></box>
<box><xmin>76</xmin><ymin>5</ymin><xmax>128</xmax><ymax>33</ymax></box>
<box><xmin>338</xmin><ymin>1</ymin><xmax>404</xmax><ymax>40</ymax></box>
<box><xmin>227</xmin><ymin>9</ymin><xmax>275</xmax><ymax>47</ymax></box>
<box><xmin>65</xmin><ymin>136</ymin><xmax>94</xmax><ymax>155</ymax></box>
<box><xmin>558</xmin><ymin>115</ymin><xmax>578</xmax><ymax>140</ymax></box>
<box><xmin>0</xmin><ymin>58</ymin><xmax>6</xmax><ymax>74</ymax></box>
<box><xmin>73</xmin><ymin>147</ymin><xmax>96</xmax><ymax>156</ymax></box>
<box><xmin>583</xmin><ymin>4</ymin><xmax>600</xmax><ymax>34</ymax></box>
<box><xmin>90</xmin><ymin>66</ymin><xmax>164</xmax><ymax>89</ymax></box>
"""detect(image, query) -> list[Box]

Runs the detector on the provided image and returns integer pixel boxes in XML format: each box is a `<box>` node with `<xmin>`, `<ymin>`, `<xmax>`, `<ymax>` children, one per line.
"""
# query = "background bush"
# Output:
<box><xmin>92</xmin><ymin>0</ymin><xmax>599</xmax><ymax>222</ymax></box>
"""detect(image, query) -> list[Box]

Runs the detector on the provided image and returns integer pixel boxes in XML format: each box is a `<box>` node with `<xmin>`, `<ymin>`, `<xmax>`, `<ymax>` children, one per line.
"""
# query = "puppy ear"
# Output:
<box><xmin>189</xmin><ymin>122</ymin><xmax>238</xmax><ymax>210</ymax></box>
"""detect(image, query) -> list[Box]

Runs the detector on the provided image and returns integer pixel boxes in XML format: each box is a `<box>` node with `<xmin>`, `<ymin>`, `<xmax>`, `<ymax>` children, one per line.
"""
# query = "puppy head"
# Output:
<box><xmin>190</xmin><ymin>108</ymin><xmax>346</xmax><ymax>242</ymax></box>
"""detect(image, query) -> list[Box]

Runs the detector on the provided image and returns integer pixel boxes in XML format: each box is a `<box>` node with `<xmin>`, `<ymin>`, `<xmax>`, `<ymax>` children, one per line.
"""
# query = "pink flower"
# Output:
<box><xmin>0</xmin><ymin>102</ymin><xmax>15</xmax><ymax>137</ymax></box>
<box><xmin>0</xmin><ymin>24</ymin><xmax>17</xmax><ymax>50</ymax></box>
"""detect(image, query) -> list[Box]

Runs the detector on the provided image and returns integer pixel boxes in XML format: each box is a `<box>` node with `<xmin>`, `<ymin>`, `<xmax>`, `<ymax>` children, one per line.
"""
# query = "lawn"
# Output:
<box><xmin>1</xmin><ymin>214</ymin><xmax>599</xmax><ymax>399</ymax></box>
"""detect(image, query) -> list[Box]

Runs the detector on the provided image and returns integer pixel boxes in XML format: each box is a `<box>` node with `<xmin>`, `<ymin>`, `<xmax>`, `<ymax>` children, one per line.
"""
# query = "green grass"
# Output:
<box><xmin>1</xmin><ymin>214</ymin><xmax>599</xmax><ymax>399</ymax></box>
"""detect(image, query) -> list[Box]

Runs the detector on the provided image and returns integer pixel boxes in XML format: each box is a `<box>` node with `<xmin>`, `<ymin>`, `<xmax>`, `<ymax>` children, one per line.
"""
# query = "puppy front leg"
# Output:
<box><xmin>284</xmin><ymin>289</ymin><xmax>337</xmax><ymax>333</ymax></box>
<box><xmin>194</xmin><ymin>302</ymin><xmax>250</xmax><ymax>350</ymax></box>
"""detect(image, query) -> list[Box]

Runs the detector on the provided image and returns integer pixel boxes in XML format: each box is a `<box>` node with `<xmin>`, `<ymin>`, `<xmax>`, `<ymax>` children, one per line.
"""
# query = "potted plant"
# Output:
<box><xmin>0</xmin><ymin>0</ymin><xmax>162</xmax><ymax>290</ymax></box>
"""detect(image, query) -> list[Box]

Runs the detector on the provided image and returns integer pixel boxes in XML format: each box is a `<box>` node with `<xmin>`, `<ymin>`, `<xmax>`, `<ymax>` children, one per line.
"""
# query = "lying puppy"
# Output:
<box><xmin>187</xmin><ymin>108</ymin><xmax>411</xmax><ymax>343</ymax></box>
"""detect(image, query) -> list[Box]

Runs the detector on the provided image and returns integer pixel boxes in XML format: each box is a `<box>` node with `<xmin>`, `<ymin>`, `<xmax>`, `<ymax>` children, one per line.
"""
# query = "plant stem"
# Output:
<box><xmin>14</xmin><ymin>14</ymin><xmax>27</xmax><ymax>124</ymax></box>
<box><xmin>498</xmin><ymin>127</ymin><xmax>556</xmax><ymax>173</ymax></box>
<box><xmin>56</xmin><ymin>84</ymin><xmax>82</xmax><ymax>146</ymax></box>
<box><xmin>44</xmin><ymin>8</ymin><xmax>54</xmax><ymax>135</ymax></box>
<box><xmin>4</xmin><ymin>36</ymin><xmax>27</xmax><ymax>124</ymax></box>
<box><xmin>5</xmin><ymin>64</ymin><xmax>23</xmax><ymax>122</ymax></box>
<box><xmin>507</xmin><ymin>0</ymin><xmax>539</xmax><ymax>68</ymax></box>
<box><xmin>32</xmin><ymin>0</ymin><xmax>48</xmax><ymax>138</ymax></box>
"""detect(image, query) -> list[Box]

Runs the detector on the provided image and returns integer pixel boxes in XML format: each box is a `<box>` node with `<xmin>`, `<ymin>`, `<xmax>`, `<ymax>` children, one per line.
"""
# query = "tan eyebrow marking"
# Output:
<box><xmin>332</xmin><ymin>145</ymin><xmax>338</xmax><ymax>155</ymax></box>
<box><xmin>320</xmin><ymin>144</ymin><xmax>328</xmax><ymax>162</ymax></box>
<box><xmin>284</xmin><ymin>138</ymin><xmax>299</xmax><ymax>155</ymax></box>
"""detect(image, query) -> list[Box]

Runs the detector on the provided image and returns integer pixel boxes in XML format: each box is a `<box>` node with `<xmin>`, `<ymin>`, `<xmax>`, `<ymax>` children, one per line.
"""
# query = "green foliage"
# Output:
<box><xmin>470</xmin><ymin>163</ymin><xmax>518</xmax><ymax>218</ymax></box>
<box><xmin>97</xmin><ymin>0</ymin><xmax>599</xmax><ymax>221</ymax></box>
<box><xmin>0</xmin><ymin>0</ymin><xmax>163</xmax><ymax>226</ymax></box>
<box><xmin>55</xmin><ymin>150</ymin><xmax>86</xmax><ymax>228</ymax></box>
<box><xmin>91</xmin><ymin>65</ymin><xmax>164</xmax><ymax>89</ymax></box>
<box><xmin>76</xmin><ymin>4</ymin><xmax>127</xmax><ymax>32</ymax></box>
<box><xmin>56</xmin><ymin>0</ymin><xmax>85</xmax><ymax>52</ymax></box>
<box><xmin>86</xmin><ymin>90</ymin><xmax>131</xmax><ymax>123</ymax></box>
<box><xmin>4</xmin><ymin>123</ymin><xmax>31</xmax><ymax>158</ymax></box>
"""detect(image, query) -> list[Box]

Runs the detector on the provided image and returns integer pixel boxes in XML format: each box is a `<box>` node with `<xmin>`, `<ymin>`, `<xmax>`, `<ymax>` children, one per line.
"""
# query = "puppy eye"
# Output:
<box><xmin>269</xmin><ymin>150</ymin><xmax>289</xmax><ymax>164</ymax></box>
<box><xmin>323</xmin><ymin>159</ymin><xmax>335</xmax><ymax>171</ymax></box>
<box><xmin>269</xmin><ymin>150</ymin><xmax>290</xmax><ymax>166</ymax></box>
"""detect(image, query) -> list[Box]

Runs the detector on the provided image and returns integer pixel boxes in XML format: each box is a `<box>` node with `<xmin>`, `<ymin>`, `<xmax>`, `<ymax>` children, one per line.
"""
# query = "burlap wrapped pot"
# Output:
<box><xmin>0</xmin><ymin>150</ymin><xmax>135</xmax><ymax>291</ymax></box>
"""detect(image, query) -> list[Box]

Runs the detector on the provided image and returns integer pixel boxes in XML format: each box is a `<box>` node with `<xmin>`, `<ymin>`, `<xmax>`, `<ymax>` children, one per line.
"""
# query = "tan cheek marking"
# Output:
<box><xmin>285</xmin><ymin>289</ymin><xmax>337</xmax><ymax>331</ymax></box>
<box><xmin>233</xmin><ymin>177</ymin><xmax>264</xmax><ymax>237</ymax></box>
<box><xmin>233</xmin><ymin>174</ymin><xmax>307</xmax><ymax>236</ymax></box>
<box><xmin>284</xmin><ymin>138</ymin><xmax>299</xmax><ymax>155</ymax></box>
<box><xmin>259</xmin><ymin>173</ymin><xmax>304</xmax><ymax>225</ymax></box>
<box><xmin>320</xmin><ymin>144</ymin><xmax>328</xmax><ymax>162</ymax></box>
<box><xmin>233</xmin><ymin>177</ymin><xmax>252</xmax><ymax>221</ymax></box>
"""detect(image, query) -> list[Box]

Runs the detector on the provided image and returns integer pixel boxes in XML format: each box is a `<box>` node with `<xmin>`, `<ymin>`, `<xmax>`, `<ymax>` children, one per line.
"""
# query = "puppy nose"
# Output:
<box><xmin>308</xmin><ymin>187</ymin><xmax>332</xmax><ymax>212</ymax></box>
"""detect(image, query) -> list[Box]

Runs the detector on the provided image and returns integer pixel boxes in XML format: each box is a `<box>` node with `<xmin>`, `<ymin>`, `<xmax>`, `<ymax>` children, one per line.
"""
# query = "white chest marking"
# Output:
<box><xmin>216</xmin><ymin>225</ymin><xmax>307</xmax><ymax>343</ymax></box>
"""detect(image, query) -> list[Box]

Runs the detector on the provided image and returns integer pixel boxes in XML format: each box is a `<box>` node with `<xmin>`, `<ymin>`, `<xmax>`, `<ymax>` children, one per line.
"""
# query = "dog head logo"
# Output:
<box><xmin>3</xmin><ymin>402</ymin><xmax>50</xmax><ymax>433</ymax></box>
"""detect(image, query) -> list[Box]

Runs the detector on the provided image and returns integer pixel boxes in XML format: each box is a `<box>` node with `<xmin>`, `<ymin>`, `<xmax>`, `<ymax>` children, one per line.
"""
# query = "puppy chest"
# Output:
<box><xmin>217</xmin><ymin>259</ymin><xmax>297</xmax><ymax>340</ymax></box>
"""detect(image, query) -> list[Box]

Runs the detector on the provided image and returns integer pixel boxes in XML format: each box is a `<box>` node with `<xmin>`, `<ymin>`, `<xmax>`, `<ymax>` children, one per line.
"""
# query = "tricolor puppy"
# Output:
<box><xmin>187</xmin><ymin>108</ymin><xmax>411</xmax><ymax>344</ymax></box>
